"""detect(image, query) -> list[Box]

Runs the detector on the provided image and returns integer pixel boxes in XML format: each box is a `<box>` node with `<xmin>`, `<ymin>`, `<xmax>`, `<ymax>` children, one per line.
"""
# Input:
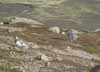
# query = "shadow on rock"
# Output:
<box><xmin>90</xmin><ymin>65</ymin><xmax>100</xmax><ymax>72</ymax></box>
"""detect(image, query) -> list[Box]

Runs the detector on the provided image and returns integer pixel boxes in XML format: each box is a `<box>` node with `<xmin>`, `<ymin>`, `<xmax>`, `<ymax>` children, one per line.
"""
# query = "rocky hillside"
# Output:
<box><xmin>0</xmin><ymin>0</ymin><xmax>100</xmax><ymax>30</ymax></box>
<box><xmin>0</xmin><ymin>17</ymin><xmax>100</xmax><ymax>72</ymax></box>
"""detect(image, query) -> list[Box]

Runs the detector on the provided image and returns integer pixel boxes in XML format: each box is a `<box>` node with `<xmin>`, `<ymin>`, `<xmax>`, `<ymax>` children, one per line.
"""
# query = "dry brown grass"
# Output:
<box><xmin>75</xmin><ymin>33</ymin><xmax>100</xmax><ymax>48</ymax></box>
<box><xmin>62</xmin><ymin>59</ymin><xmax>92</xmax><ymax>71</ymax></box>
<box><xmin>70</xmin><ymin>33</ymin><xmax>100</xmax><ymax>53</ymax></box>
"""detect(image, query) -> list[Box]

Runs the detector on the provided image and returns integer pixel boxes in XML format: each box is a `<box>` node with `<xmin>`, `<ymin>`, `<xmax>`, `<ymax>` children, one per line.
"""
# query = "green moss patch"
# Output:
<box><xmin>0</xmin><ymin>64</ymin><xmax>21</xmax><ymax>72</ymax></box>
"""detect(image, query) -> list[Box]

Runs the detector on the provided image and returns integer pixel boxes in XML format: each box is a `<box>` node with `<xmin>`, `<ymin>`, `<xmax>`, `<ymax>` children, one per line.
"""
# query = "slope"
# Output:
<box><xmin>0</xmin><ymin>0</ymin><xmax>100</xmax><ymax>30</ymax></box>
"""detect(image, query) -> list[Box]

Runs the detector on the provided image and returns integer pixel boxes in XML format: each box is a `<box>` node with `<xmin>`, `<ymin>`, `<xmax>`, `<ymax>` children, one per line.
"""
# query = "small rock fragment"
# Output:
<box><xmin>0</xmin><ymin>22</ymin><xmax>4</xmax><ymax>25</ymax></box>
<box><xmin>61</xmin><ymin>32</ymin><xmax>66</xmax><ymax>34</ymax></box>
<box><xmin>41</xmin><ymin>54</ymin><xmax>49</xmax><ymax>62</ymax></box>
<box><xmin>49</xmin><ymin>26</ymin><xmax>60</xmax><ymax>34</ymax></box>
<box><xmin>36</xmin><ymin>52</ymin><xmax>49</xmax><ymax>62</ymax></box>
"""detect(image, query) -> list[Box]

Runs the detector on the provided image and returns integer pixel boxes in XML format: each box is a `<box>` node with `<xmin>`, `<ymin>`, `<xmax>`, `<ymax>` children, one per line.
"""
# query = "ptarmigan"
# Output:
<box><xmin>14</xmin><ymin>36</ymin><xmax>28</xmax><ymax>48</ymax></box>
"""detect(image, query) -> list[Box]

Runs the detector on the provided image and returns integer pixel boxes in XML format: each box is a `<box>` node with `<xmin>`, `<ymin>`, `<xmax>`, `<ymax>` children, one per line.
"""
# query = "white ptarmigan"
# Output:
<box><xmin>14</xmin><ymin>36</ymin><xmax>28</xmax><ymax>48</ymax></box>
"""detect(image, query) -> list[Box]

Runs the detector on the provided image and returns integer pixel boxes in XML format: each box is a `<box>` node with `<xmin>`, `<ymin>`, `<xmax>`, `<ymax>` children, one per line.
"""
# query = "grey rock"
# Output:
<box><xmin>27</xmin><ymin>42</ymin><xmax>40</xmax><ymax>49</ymax></box>
<box><xmin>92</xmin><ymin>29</ymin><xmax>100</xmax><ymax>32</ymax></box>
<box><xmin>49</xmin><ymin>26</ymin><xmax>60</xmax><ymax>34</ymax></box>
<box><xmin>34</xmin><ymin>51</ymin><xmax>49</xmax><ymax>62</ymax></box>
<box><xmin>0</xmin><ymin>21</ymin><xmax>4</xmax><ymax>25</ymax></box>
<box><xmin>9</xmin><ymin>17</ymin><xmax>42</xmax><ymax>25</ymax></box>
<box><xmin>61</xmin><ymin>32</ymin><xmax>66</xmax><ymax>34</ymax></box>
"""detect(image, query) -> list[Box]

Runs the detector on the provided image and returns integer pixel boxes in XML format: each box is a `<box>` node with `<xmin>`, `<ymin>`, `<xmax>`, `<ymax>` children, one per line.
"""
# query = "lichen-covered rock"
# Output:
<box><xmin>28</xmin><ymin>42</ymin><xmax>40</xmax><ymax>49</ymax></box>
<box><xmin>41</xmin><ymin>54</ymin><xmax>49</xmax><ymax>62</ymax></box>
<box><xmin>36</xmin><ymin>52</ymin><xmax>49</xmax><ymax>62</ymax></box>
<box><xmin>9</xmin><ymin>17</ymin><xmax>42</xmax><ymax>25</ymax></box>
<box><xmin>92</xmin><ymin>29</ymin><xmax>100</xmax><ymax>32</ymax></box>
<box><xmin>49</xmin><ymin>26</ymin><xmax>60</xmax><ymax>34</ymax></box>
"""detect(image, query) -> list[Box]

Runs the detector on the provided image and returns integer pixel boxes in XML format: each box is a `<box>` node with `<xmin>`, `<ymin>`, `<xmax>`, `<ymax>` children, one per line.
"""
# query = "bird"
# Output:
<box><xmin>67</xmin><ymin>29</ymin><xmax>79</xmax><ymax>41</ymax></box>
<box><xmin>14</xmin><ymin>36</ymin><xmax>27</xmax><ymax>47</ymax></box>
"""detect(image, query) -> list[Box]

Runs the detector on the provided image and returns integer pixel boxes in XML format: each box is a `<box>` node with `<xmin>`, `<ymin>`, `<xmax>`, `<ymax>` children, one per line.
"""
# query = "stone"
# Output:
<box><xmin>9</xmin><ymin>17</ymin><xmax>42</xmax><ymax>25</ymax></box>
<box><xmin>0</xmin><ymin>22</ymin><xmax>4</xmax><ymax>25</ymax></box>
<box><xmin>49</xmin><ymin>26</ymin><xmax>60</xmax><ymax>34</ymax></box>
<box><xmin>57</xmin><ymin>57</ymin><xmax>63</xmax><ymax>61</ymax></box>
<box><xmin>92</xmin><ymin>29</ymin><xmax>100</xmax><ymax>32</ymax></box>
<box><xmin>36</xmin><ymin>52</ymin><xmax>49</xmax><ymax>62</ymax></box>
<box><xmin>61</xmin><ymin>32</ymin><xmax>66</xmax><ymax>34</ymax></box>
<box><xmin>41</xmin><ymin>54</ymin><xmax>49</xmax><ymax>62</ymax></box>
<box><xmin>31</xmin><ymin>43</ymin><xmax>40</xmax><ymax>49</ymax></box>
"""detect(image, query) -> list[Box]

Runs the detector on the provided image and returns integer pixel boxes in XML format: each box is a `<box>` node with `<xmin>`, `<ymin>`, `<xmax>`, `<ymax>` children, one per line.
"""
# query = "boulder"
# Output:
<box><xmin>36</xmin><ymin>52</ymin><xmax>49</xmax><ymax>62</ymax></box>
<box><xmin>41</xmin><ymin>54</ymin><xmax>49</xmax><ymax>62</ymax></box>
<box><xmin>9</xmin><ymin>17</ymin><xmax>42</xmax><ymax>25</ymax></box>
<box><xmin>0</xmin><ymin>22</ymin><xmax>4</xmax><ymax>25</ymax></box>
<box><xmin>92</xmin><ymin>29</ymin><xmax>100</xmax><ymax>32</ymax></box>
<box><xmin>49</xmin><ymin>26</ymin><xmax>60</xmax><ymax>34</ymax></box>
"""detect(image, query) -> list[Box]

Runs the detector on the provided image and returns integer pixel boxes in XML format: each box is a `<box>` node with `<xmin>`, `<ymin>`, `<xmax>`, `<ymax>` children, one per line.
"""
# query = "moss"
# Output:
<box><xmin>62</xmin><ymin>59</ymin><xmax>92</xmax><ymax>71</ymax></box>
<box><xmin>74</xmin><ymin>33</ymin><xmax>100</xmax><ymax>54</ymax></box>
<box><xmin>0</xmin><ymin>48</ymin><xmax>21</xmax><ymax>64</ymax></box>
<box><xmin>0</xmin><ymin>64</ymin><xmax>21</xmax><ymax>72</ymax></box>
<box><xmin>8</xmin><ymin>22</ymin><xmax>31</xmax><ymax>28</ymax></box>
<box><xmin>70</xmin><ymin>45</ymin><xmax>100</xmax><ymax>54</ymax></box>
<box><xmin>54</xmin><ymin>68</ymin><xmax>63</xmax><ymax>72</ymax></box>
<box><xmin>0</xmin><ymin>48</ymin><xmax>10</xmax><ymax>58</ymax></box>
